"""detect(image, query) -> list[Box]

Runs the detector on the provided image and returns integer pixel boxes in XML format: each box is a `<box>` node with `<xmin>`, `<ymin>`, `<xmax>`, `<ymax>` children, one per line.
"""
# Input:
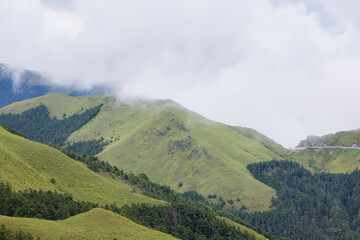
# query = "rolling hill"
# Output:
<box><xmin>0</xmin><ymin>124</ymin><xmax>161</xmax><ymax>206</ymax></box>
<box><xmin>0</xmin><ymin>208</ymin><xmax>177</xmax><ymax>240</ymax></box>
<box><xmin>0</xmin><ymin>93</ymin><xmax>287</xmax><ymax>211</ymax></box>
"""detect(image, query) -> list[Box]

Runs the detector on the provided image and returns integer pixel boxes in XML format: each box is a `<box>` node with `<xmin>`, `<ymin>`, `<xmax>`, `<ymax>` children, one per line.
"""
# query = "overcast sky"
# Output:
<box><xmin>1</xmin><ymin>0</ymin><xmax>360</xmax><ymax>147</ymax></box>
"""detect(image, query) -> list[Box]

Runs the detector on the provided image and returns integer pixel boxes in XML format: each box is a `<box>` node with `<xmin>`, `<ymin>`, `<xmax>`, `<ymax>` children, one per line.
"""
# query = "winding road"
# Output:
<box><xmin>287</xmin><ymin>146</ymin><xmax>360</xmax><ymax>151</ymax></box>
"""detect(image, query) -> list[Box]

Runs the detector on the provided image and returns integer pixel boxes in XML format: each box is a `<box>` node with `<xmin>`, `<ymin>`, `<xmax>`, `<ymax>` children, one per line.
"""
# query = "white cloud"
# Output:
<box><xmin>1</xmin><ymin>0</ymin><xmax>360</xmax><ymax>147</ymax></box>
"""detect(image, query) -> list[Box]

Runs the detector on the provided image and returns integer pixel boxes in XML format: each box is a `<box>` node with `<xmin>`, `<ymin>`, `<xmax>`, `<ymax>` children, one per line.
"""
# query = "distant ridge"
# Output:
<box><xmin>0</xmin><ymin>64</ymin><xmax>111</xmax><ymax>108</ymax></box>
<box><xmin>296</xmin><ymin>129</ymin><xmax>360</xmax><ymax>148</ymax></box>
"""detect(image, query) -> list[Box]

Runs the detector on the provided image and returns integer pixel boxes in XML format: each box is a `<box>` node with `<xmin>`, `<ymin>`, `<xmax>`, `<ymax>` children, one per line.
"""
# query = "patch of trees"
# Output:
<box><xmin>0</xmin><ymin>224</ymin><xmax>34</xmax><ymax>240</ymax></box>
<box><xmin>0</xmin><ymin>104</ymin><xmax>103</xmax><ymax>153</ymax></box>
<box><xmin>109</xmin><ymin>202</ymin><xmax>256</xmax><ymax>240</ymax></box>
<box><xmin>231</xmin><ymin>160</ymin><xmax>360</xmax><ymax>240</ymax></box>
<box><xmin>0</xmin><ymin>182</ymin><xmax>97</xmax><ymax>220</ymax></box>
<box><xmin>63</xmin><ymin>138</ymin><xmax>109</xmax><ymax>156</ymax></box>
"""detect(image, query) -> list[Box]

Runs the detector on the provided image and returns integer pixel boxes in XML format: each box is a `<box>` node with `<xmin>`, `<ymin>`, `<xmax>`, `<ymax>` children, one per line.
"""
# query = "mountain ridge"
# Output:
<box><xmin>0</xmin><ymin>64</ymin><xmax>111</xmax><ymax>108</ymax></box>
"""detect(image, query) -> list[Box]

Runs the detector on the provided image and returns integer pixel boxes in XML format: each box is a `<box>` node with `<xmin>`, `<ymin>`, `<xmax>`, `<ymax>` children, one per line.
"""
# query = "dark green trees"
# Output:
<box><xmin>233</xmin><ymin>160</ymin><xmax>360</xmax><ymax>240</ymax></box>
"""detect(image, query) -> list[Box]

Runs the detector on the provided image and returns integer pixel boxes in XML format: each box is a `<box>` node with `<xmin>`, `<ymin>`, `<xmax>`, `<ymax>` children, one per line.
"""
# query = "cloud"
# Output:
<box><xmin>1</xmin><ymin>0</ymin><xmax>360</xmax><ymax>147</ymax></box>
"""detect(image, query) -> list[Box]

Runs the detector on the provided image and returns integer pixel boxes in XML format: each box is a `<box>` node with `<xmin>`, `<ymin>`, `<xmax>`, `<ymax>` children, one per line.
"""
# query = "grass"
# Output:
<box><xmin>288</xmin><ymin>148</ymin><xmax>360</xmax><ymax>173</ymax></box>
<box><xmin>0</xmin><ymin>208</ymin><xmax>177</xmax><ymax>240</ymax></box>
<box><xmin>0</xmin><ymin>125</ymin><xmax>162</xmax><ymax>206</ymax></box>
<box><xmin>217</xmin><ymin>217</ymin><xmax>269</xmax><ymax>240</ymax></box>
<box><xmin>0</xmin><ymin>94</ymin><xmax>288</xmax><ymax>211</ymax></box>
<box><xmin>322</xmin><ymin>129</ymin><xmax>360</xmax><ymax>146</ymax></box>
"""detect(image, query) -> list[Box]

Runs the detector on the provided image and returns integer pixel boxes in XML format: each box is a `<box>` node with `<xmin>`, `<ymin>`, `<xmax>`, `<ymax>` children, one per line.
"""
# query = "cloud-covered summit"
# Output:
<box><xmin>1</xmin><ymin>0</ymin><xmax>360</xmax><ymax>147</ymax></box>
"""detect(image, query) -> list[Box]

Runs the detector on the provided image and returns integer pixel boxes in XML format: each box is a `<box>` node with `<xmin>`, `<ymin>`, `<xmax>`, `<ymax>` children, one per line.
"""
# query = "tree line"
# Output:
<box><xmin>0</xmin><ymin>104</ymin><xmax>106</xmax><ymax>155</ymax></box>
<box><xmin>0</xmin><ymin>182</ymin><xmax>97</xmax><ymax>220</ymax></box>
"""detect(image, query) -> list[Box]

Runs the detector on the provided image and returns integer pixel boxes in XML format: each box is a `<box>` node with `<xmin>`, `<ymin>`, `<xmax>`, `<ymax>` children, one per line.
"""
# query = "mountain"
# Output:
<box><xmin>0</xmin><ymin>208</ymin><xmax>177</xmax><ymax>240</ymax></box>
<box><xmin>0</xmin><ymin>93</ymin><xmax>287</xmax><ymax>211</ymax></box>
<box><xmin>296</xmin><ymin>129</ymin><xmax>360</xmax><ymax>148</ymax></box>
<box><xmin>0</xmin><ymin>124</ymin><xmax>269</xmax><ymax>240</ymax></box>
<box><xmin>0</xmin><ymin>125</ymin><xmax>161</xmax><ymax>206</ymax></box>
<box><xmin>0</xmin><ymin>64</ymin><xmax>50</xmax><ymax>108</ymax></box>
<box><xmin>0</xmin><ymin>64</ymin><xmax>111</xmax><ymax>108</ymax></box>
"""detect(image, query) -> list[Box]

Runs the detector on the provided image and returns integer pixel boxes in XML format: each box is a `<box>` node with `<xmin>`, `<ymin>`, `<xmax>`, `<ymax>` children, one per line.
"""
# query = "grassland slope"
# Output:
<box><xmin>0</xmin><ymin>94</ymin><xmax>287</xmax><ymax>211</ymax></box>
<box><xmin>0</xmin><ymin>125</ymin><xmax>160</xmax><ymax>206</ymax></box>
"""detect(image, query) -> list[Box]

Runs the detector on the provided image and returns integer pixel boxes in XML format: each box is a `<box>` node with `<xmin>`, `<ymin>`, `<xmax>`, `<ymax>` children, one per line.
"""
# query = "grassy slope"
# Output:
<box><xmin>289</xmin><ymin>148</ymin><xmax>360</xmax><ymax>173</ymax></box>
<box><xmin>217</xmin><ymin>217</ymin><xmax>269</xmax><ymax>240</ymax></box>
<box><xmin>0</xmin><ymin>94</ymin><xmax>287</xmax><ymax>211</ymax></box>
<box><xmin>0</xmin><ymin>125</ymin><xmax>161</xmax><ymax>206</ymax></box>
<box><xmin>0</xmin><ymin>208</ymin><xmax>177</xmax><ymax>240</ymax></box>
<box><xmin>322</xmin><ymin>129</ymin><xmax>360</xmax><ymax>147</ymax></box>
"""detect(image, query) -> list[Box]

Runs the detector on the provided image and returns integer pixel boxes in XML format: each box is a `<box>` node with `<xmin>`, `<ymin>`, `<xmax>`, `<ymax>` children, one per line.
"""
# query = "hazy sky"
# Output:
<box><xmin>1</xmin><ymin>0</ymin><xmax>360</xmax><ymax>147</ymax></box>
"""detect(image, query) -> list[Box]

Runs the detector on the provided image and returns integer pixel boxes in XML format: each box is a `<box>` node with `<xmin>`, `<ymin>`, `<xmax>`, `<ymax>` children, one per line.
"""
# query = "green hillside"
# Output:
<box><xmin>0</xmin><ymin>94</ymin><xmax>287</xmax><ymax>211</ymax></box>
<box><xmin>0</xmin><ymin>125</ymin><xmax>161</xmax><ymax>206</ymax></box>
<box><xmin>0</xmin><ymin>208</ymin><xmax>177</xmax><ymax>240</ymax></box>
<box><xmin>289</xmin><ymin>148</ymin><xmax>360</xmax><ymax>173</ymax></box>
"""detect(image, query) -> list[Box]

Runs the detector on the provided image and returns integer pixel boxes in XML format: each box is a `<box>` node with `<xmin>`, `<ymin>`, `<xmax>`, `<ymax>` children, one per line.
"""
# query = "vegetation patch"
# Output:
<box><xmin>0</xmin><ymin>182</ymin><xmax>97</xmax><ymax>220</ymax></box>
<box><xmin>64</xmin><ymin>138</ymin><xmax>109</xmax><ymax>155</ymax></box>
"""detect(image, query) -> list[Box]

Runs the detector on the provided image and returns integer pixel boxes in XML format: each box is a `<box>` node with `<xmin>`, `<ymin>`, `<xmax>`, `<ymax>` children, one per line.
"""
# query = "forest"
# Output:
<box><xmin>230</xmin><ymin>160</ymin><xmax>360</xmax><ymax>240</ymax></box>
<box><xmin>0</xmin><ymin>182</ymin><xmax>97</xmax><ymax>220</ymax></box>
<box><xmin>0</xmin><ymin>105</ymin><xmax>105</xmax><ymax>154</ymax></box>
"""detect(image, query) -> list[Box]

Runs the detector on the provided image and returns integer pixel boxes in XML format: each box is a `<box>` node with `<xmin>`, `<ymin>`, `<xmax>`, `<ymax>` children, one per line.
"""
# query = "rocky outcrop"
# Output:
<box><xmin>296</xmin><ymin>135</ymin><xmax>326</xmax><ymax>148</ymax></box>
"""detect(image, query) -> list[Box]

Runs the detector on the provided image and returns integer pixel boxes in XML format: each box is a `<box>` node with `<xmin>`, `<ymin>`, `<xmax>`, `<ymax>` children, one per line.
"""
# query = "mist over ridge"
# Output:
<box><xmin>2</xmin><ymin>0</ymin><xmax>360</xmax><ymax>147</ymax></box>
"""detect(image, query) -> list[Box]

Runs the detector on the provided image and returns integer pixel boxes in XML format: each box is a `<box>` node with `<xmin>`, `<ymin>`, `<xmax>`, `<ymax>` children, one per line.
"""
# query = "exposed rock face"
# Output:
<box><xmin>296</xmin><ymin>135</ymin><xmax>326</xmax><ymax>148</ymax></box>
